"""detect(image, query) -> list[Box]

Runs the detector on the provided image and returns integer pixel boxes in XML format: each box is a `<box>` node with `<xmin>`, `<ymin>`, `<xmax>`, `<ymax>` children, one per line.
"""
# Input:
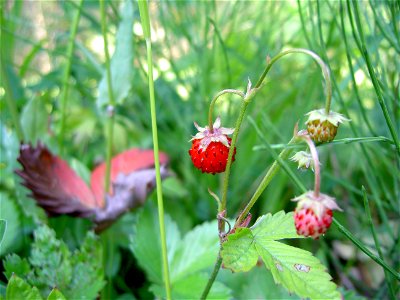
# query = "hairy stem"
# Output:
<box><xmin>138</xmin><ymin>1</ymin><xmax>171</xmax><ymax>298</ymax></box>
<box><xmin>200</xmin><ymin>254</ymin><xmax>222</xmax><ymax>300</ymax></box>
<box><xmin>300</xmin><ymin>134</ymin><xmax>321</xmax><ymax>197</ymax></box>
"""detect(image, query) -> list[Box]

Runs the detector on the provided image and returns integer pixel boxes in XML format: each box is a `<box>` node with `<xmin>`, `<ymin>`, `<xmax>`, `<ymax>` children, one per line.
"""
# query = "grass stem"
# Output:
<box><xmin>58</xmin><ymin>0</ymin><xmax>84</xmax><ymax>154</ymax></box>
<box><xmin>138</xmin><ymin>1</ymin><xmax>171</xmax><ymax>299</ymax></box>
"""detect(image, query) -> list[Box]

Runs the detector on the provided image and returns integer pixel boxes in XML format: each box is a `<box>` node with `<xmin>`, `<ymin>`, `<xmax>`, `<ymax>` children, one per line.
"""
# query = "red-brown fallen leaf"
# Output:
<box><xmin>90</xmin><ymin>148</ymin><xmax>168</xmax><ymax>208</ymax></box>
<box><xmin>16</xmin><ymin>142</ymin><xmax>169</xmax><ymax>229</ymax></box>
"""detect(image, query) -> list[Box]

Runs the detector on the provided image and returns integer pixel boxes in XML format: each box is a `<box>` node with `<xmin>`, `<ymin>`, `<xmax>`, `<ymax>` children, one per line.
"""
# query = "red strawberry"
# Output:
<box><xmin>292</xmin><ymin>191</ymin><xmax>342</xmax><ymax>239</ymax></box>
<box><xmin>188</xmin><ymin>117</ymin><xmax>236</xmax><ymax>174</ymax></box>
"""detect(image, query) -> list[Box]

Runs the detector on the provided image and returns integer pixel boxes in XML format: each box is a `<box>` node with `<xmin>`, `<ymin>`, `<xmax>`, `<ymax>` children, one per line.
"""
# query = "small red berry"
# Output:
<box><xmin>292</xmin><ymin>191</ymin><xmax>342</xmax><ymax>239</ymax></box>
<box><xmin>188</xmin><ymin>117</ymin><xmax>236</xmax><ymax>174</ymax></box>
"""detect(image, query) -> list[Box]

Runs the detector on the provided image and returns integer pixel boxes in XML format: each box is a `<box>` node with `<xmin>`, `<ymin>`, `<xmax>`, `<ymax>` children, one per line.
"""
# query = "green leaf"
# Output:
<box><xmin>130</xmin><ymin>203</ymin><xmax>230</xmax><ymax>299</ymax></box>
<box><xmin>68</xmin><ymin>231</ymin><xmax>105</xmax><ymax>300</ymax></box>
<box><xmin>20</xmin><ymin>96</ymin><xmax>47</xmax><ymax>144</ymax></box>
<box><xmin>0</xmin><ymin>193</ymin><xmax>21</xmax><ymax>256</ymax></box>
<box><xmin>3</xmin><ymin>254</ymin><xmax>31</xmax><ymax>280</ymax></box>
<box><xmin>46</xmin><ymin>288</ymin><xmax>66</xmax><ymax>300</ymax></box>
<box><xmin>97</xmin><ymin>0</ymin><xmax>134</xmax><ymax>109</ymax></box>
<box><xmin>29</xmin><ymin>226</ymin><xmax>72</xmax><ymax>295</ymax></box>
<box><xmin>6</xmin><ymin>275</ymin><xmax>42</xmax><ymax>300</ymax></box>
<box><xmin>221</xmin><ymin>211</ymin><xmax>340</xmax><ymax>300</ymax></box>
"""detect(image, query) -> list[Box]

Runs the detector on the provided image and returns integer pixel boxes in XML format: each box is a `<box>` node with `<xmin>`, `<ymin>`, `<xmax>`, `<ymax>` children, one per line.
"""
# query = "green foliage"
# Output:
<box><xmin>5</xmin><ymin>275</ymin><xmax>42</xmax><ymax>300</ymax></box>
<box><xmin>130</xmin><ymin>203</ymin><xmax>231</xmax><ymax>299</ymax></box>
<box><xmin>97</xmin><ymin>0</ymin><xmax>134</xmax><ymax>110</ymax></box>
<box><xmin>221</xmin><ymin>211</ymin><xmax>340</xmax><ymax>299</ymax></box>
<box><xmin>3</xmin><ymin>225</ymin><xmax>104</xmax><ymax>300</ymax></box>
<box><xmin>0</xmin><ymin>193</ymin><xmax>21</xmax><ymax>256</ymax></box>
<box><xmin>4</xmin><ymin>275</ymin><xmax>67</xmax><ymax>300</ymax></box>
<box><xmin>20</xmin><ymin>96</ymin><xmax>48</xmax><ymax>144</ymax></box>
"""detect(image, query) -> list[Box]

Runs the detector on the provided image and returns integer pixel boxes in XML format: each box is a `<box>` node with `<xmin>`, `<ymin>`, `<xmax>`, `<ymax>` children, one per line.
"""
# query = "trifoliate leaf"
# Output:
<box><xmin>221</xmin><ymin>211</ymin><xmax>340</xmax><ymax>300</ymax></box>
<box><xmin>5</xmin><ymin>275</ymin><xmax>42</xmax><ymax>300</ymax></box>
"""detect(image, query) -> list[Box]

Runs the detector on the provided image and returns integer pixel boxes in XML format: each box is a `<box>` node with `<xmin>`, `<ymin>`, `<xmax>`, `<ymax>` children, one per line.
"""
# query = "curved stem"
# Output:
<box><xmin>208</xmin><ymin>89</ymin><xmax>245</xmax><ymax>131</ymax></box>
<box><xmin>300</xmin><ymin>134</ymin><xmax>321</xmax><ymax>197</ymax></box>
<box><xmin>256</xmin><ymin>48</ymin><xmax>332</xmax><ymax>114</ymax></box>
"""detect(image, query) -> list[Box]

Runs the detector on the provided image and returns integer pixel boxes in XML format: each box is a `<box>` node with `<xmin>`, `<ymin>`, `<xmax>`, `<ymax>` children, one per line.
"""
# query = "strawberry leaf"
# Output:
<box><xmin>130</xmin><ymin>203</ymin><xmax>231</xmax><ymax>299</ymax></box>
<box><xmin>221</xmin><ymin>211</ymin><xmax>340</xmax><ymax>300</ymax></box>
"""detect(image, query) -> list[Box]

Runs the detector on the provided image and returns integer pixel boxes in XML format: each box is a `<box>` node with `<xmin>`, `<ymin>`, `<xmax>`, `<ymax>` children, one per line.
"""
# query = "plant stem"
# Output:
<box><xmin>301</xmin><ymin>135</ymin><xmax>321</xmax><ymax>197</ymax></box>
<box><xmin>332</xmin><ymin>217</ymin><xmax>400</xmax><ymax>281</ymax></box>
<box><xmin>362</xmin><ymin>186</ymin><xmax>396</xmax><ymax>299</ymax></box>
<box><xmin>208</xmin><ymin>89</ymin><xmax>245</xmax><ymax>131</ymax></box>
<box><xmin>138</xmin><ymin>1</ymin><xmax>171</xmax><ymax>299</ymax></box>
<box><xmin>350</xmin><ymin>0</ymin><xmax>400</xmax><ymax>156</ymax></box>
<box><xmin>59</xmin><ymin>0</ymin><xmax>84</xmax><ymax>154</ymax></box>
<box><xmin>234</xmin><ymin>137</ymin><xmax>296</xmax><ymax>228</ymax></box>
<box><xmin>203</xmin><ymin>48</ymin><xmax>334</xmax><ymax>299</ymax></box>
<box><xmin>100</xmin><ymin>0</ymin><xmax>116</xmax><ymax>194</ymax></box>
<box><xmin>200</xmin><ymin>253</ymin><xmax>222</xmax><ymax>300</ymax></box>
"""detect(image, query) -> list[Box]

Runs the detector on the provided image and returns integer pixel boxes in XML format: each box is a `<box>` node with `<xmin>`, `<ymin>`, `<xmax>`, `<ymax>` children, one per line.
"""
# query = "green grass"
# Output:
<box><xmin>0</xmin><ymin>0</ymin><xmax>399</xmax><ymax>299</ymax></box>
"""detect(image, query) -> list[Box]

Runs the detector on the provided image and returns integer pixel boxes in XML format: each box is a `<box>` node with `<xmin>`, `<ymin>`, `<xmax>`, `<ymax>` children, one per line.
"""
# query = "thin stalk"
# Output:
<box><xmin>300</xmin><ymin>134</ymin><xmax>321</xmax><ymax>197</ymax></box>
<box><xmin>58</xmin><ymin>0</ymin><xmax>84</xmax><ymax>154</ymax></box>
<box><xmin>234</xmin><ymin>137</ymin><xmax>296</xmax><ymax>228</ymax></box>
<box><xmin>138</xmin><ymin>1</ymin><xmax>171</xmax><ymax>299</ymax></box>
<box><xmin>362</xmin><ymin>186</ymin><xmax>396</xmax><ymax>299</ymax></box>
<box><xmin>100</xmin><ymin>0</ymin><xmax>116</xmax><ymax>194</ymax></box>
<box><xmin>332</xmin><ymin>218</ymin><xmax>400</xmax><ymax>281</ymax></box>
<box><xmin>208</xmin><ymin>89</ymin><xmax>245</xmax><ymax>131</ymax></box>
<box><xmin>351</xmin><ymin>0</ymin><xmax>400</xmax><ymax>156</ymax></box>
<box><xmin>200</xmin><ymin>253</ymin><xmax>222</xmax><ymax>300</ymax></box>
<box><xmin>339</xmin><ymin>1</ymin><xmax>376</xmax><ymax>135</ymax></box>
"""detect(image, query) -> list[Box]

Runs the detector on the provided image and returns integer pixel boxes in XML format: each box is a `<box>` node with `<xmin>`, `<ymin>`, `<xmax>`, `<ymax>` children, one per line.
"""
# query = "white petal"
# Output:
<box><xmin>213</xmin><ymin>117</ymin><xmax>221</xmax><ymax>129</ymax></box>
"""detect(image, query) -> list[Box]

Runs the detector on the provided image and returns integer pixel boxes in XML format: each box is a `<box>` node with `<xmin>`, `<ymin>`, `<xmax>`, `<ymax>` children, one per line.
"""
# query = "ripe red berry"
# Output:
<box><xmin>292</xmin><ymin>191</ymin><xmax>342</xmax><ymax>239</ymax></box>
<box><xmin>189</xmin><ymin>138</ymin><xmax>236</xmax><ymax>174</ymax></box>
<box><xmin>188</xmin><ymin>117</ymin><xmax>236</xmax><ymax>174</ymax></box>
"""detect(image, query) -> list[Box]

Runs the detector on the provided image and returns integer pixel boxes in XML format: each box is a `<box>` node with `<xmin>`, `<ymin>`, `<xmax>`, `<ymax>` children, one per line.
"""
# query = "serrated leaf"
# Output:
<box><xmin>29</xmin><ymin>226</ymin><xmax>72</xmax><ymax>295</ymax></box>
<box><xmin>221</xmin><ymin>211</ymin><xmax>340</xmax><ymax>300</ymax></box>
<box><xmin>220</xmin><ymin>228</ymin><xmax>258</xmax><ymax>272</ymax></box>
<box><xmin>3</xmin><ymin>254</ymin><xmax>31</xmax><ymax>280</ymax></box>
<box><xmin>171</xmin><ymin>220</ymin><xmax>220</xmax><ymax>281</ymax></box>
<box><xmin>68</xmin><ymin>231</ymin><xmax>105</xmax><ymax>299</ymax></box>
<box><xmin>6</xmin><ymin>275</ymin><xmax>42</xmax><ymax>300</ymax></box>
<box><xmin>251</xmin><ymin>211</ymin><xmax>301</xmax><ymax>240</ymax></box>
<box><xmin>97</xmin><ymin>0</ymin><xmax>134</xmax><ymax>109</ymax></box>
<box><xmin>20</xmin><ymin>96</ymin><xmax>47</xmax><ymax>144</ymax></box>
<box><xmin>46</xmin><ymin>288</ymin><xmax>66</xmax><ymax>300</ymax></box>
